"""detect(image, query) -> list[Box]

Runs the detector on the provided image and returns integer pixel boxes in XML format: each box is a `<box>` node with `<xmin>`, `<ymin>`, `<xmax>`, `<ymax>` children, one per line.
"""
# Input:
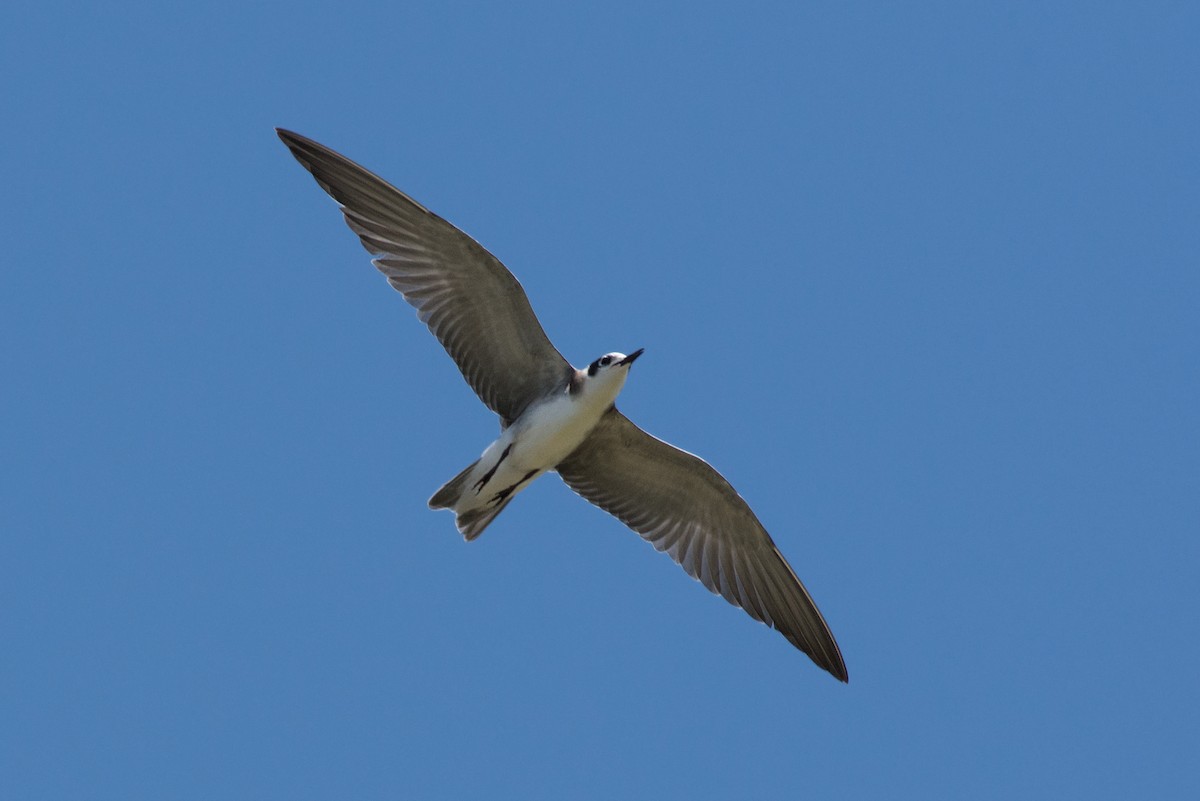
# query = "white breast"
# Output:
<box><xmin>507</xmin><ymin>389</ymin><xmax>612</xmax><ymax>472</ymax></box>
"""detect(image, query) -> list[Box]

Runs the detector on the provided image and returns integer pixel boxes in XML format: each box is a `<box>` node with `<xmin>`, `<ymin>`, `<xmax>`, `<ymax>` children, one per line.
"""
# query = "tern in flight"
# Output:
<box><xmin>277</xmin><ymin>129</ymin><xmax>848</xmax><ymax>681</ymax></box>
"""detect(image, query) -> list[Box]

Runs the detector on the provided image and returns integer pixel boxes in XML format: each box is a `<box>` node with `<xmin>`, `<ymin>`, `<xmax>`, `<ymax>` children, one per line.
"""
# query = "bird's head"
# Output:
<box><xmin>584</xmin><ymin>348</ymin><xmax>644</xmax><ymax>394</ymax></box>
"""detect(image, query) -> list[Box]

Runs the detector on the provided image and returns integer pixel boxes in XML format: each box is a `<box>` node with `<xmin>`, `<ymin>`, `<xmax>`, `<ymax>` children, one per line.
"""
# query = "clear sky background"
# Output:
<box><xmin>3</xmin><ymin>2</ymin><xmax>1198</xmax><ymax>799</ymax></box>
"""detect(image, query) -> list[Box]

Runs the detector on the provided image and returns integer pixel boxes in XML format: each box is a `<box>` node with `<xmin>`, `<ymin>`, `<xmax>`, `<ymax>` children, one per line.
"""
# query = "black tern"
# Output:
<box><xmin>277</xmin><ymin>129</ymin><xmax>848</xmax><ymax>681</ymax></box>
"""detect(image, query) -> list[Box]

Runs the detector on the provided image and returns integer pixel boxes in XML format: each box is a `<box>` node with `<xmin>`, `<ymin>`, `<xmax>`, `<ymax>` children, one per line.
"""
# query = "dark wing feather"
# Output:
<box><xmin>277</xmin><ymin>129</ymin><xmax>572</xmax><ymax>425</ymax></box>
<box><xmin>557</xmin><ymin>408</ymin><xmax>848</xmax><ymax>681</ymax></box>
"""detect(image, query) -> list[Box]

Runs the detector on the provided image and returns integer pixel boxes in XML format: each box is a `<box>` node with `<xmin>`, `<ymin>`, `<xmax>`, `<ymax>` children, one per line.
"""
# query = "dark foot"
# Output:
<box><xmin>473</xmin><ymin>444</ymin><xmax>513</xmax><ymax>493</ymax></box>
<box><xmin>490</xmin><ymin>470</ymin><xmax>538</xmax><ymax>505</ymax></box>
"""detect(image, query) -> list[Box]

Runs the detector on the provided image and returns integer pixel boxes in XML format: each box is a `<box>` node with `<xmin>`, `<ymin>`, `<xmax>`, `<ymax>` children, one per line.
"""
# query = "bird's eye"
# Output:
<box><xmin>600</xmin><ymin>356</ymin><xmax>611</xmax><ymax>366</ymax></box>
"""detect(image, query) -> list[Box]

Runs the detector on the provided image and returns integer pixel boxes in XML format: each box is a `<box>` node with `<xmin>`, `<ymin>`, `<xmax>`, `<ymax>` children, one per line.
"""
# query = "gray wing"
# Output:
<box><xmin>278</xmin><ymin>129</ymin><xmax>573</xmax><ymax>426</ymax></box>
<box><xmin>556</xmin><ymin>408</ymin><xmax>848</xmax><ymax>681</ymax></box>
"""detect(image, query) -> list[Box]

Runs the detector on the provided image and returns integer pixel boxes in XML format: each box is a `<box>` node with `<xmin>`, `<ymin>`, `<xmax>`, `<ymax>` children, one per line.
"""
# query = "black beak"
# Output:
<box><xmin>618</xmin><ymin>348</ymin><xmax>645</xmax><ymax>366</ymax></box>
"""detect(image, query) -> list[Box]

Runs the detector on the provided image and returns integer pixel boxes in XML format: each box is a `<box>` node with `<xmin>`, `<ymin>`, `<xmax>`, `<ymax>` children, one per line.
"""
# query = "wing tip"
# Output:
<box><xmin>275</xmin><ymin>126</ymin><xmax>303</xmax><ymax>145</ymax></box>
<box><xmin>275</xmin><ymin>127</ymin><xmax>320</xmax><ymax>173</ymax></box>
<box><xmin>275</xmin><ymin>127</ymin><xmax>303</xmax><ymax>153</ymax></box>
<box><xmin>773</xmin><ymin>627</ymin><xmax>845</xmax><ymax>682</ymax></box>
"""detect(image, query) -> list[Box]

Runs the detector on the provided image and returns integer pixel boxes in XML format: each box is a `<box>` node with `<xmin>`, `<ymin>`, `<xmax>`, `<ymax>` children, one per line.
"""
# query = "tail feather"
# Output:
<box><xmin>429</xmin><ymin>458</ymin><xmax>517</xmax><ymax>541</ymax></box>
<box><xmin>428</xmin><ymin>460</ymin><xmax>478</xmax><ymax>510</ymax></box>
<box><xmin>455</xmin><ymin>497</ymin><xmax>514</xmax><ymax>541</ymax></box>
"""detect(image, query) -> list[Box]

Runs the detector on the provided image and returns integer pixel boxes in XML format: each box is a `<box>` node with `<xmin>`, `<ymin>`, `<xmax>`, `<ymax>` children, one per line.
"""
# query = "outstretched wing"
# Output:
<box><xmin>278</xmin><ymin>129</ymin><xmax>572</xmax><ymax>425</ymax></box>
<box><xmin>556</xmin><ymin>408</ymin><xmax>847</xmax><ymax>681</ymax></box>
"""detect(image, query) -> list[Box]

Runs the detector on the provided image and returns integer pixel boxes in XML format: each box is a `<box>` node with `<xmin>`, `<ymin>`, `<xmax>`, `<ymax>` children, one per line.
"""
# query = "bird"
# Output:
<box><xmin>277</xmin><ymin>128</ymin><xmax>848</xmax><ymax>682</ymax></box>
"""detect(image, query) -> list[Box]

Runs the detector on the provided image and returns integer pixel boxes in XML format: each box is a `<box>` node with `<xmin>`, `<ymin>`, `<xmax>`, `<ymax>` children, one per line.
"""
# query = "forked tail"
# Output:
<box><xmin>428</xmin><ymin>460</ymin><xmax>478</xmax><ymax>510</ymax></box>
<box><xmin>428</xmin><ymin>459</ymin><xmax>513</xmax><ymax>540</ymax></box>
<box><xmin>454</xmin><ymin>498</ymin><xmax>514</xmax><ymax>541</ymax></box>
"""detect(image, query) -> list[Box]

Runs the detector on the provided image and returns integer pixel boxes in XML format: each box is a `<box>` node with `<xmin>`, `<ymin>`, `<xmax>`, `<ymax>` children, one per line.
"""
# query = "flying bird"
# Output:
<box><xmin>277</xmin><ymin>129</ymin><xmax>848</xmax><ymax>682</ymax></box>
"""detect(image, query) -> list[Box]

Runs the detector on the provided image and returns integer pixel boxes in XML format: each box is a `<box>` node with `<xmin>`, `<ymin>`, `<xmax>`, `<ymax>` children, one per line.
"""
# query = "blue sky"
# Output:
<box><xmin>3</xmin><ymin>1</ymin><xmax>1198</xmax><ymax>798</ymax></box>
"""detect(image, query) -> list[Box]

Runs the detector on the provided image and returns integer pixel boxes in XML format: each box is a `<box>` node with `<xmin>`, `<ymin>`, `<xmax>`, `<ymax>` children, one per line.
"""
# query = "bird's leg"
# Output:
<box><xmin>473</xmin><ymin>443</ymin><xmax>513</xmax><ymax>493</ymax></box>
<box><xmin>490</xmin><ymin>470</ymin><xmax>538</xmax><ymax>505</ymax></box>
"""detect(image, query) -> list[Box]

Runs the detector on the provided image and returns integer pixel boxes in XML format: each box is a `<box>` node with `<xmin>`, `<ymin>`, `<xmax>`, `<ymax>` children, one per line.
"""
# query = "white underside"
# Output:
<box><xmin>454</xmin><ymin>381</ymin><xmax>618</xmax><ymax>515</ymax></box>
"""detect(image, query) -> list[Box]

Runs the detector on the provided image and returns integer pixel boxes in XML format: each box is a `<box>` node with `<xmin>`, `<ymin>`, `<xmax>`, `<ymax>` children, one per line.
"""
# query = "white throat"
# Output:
<box><xmin>574</xmin><ymin>367</ymin><xmax>628</xmax><ymax>408</ymax></box>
